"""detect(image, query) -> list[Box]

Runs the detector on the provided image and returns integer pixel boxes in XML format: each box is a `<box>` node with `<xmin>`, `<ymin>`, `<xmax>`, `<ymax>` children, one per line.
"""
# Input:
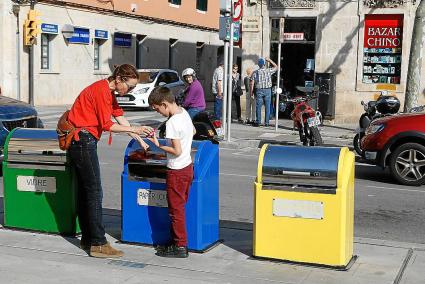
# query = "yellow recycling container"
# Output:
<box><xmin>253</xmin><ymin>145</ymin><xmax>355</xmax><ymax>269</ymax></box>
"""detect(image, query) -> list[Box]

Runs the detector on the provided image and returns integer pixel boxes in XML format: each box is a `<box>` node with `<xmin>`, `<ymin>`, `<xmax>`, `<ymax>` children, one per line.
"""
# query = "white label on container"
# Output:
<box><xmin>137</xmin><ymin>189</ymin><xmax>168</xmax><ymax>207</ymax></box>
<box><xmin>17</xmin><ymin>176</ymin><xmax>56</xmax><ymax>193</ymax></box>
<box><xmin>273</xmin><ymin>199</ymin><xmax>323</xmax><ymax>220</ymax></box>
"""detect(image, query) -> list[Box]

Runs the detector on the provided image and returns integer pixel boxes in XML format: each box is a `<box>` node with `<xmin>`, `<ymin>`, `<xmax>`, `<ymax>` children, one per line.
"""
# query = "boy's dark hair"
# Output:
<box><xmin>148</xmin><ymin>86</ymin><xmax>175</xmax><ymax>106</ymax></box>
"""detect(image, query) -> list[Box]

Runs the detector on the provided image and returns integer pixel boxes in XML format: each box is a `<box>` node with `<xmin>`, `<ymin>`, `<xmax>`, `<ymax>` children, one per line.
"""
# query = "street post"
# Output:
<box><xmin>275</xmin><ymin>18</ymin><xmax>284</xmax><ymax>132</ymax></box>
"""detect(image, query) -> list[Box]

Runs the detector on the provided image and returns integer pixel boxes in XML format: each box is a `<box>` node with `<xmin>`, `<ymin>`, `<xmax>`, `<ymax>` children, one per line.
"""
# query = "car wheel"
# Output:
<box><xmin>389</xmin><ymin>143</ymin><xmax>425</xmax><ymax>186</ymax></box>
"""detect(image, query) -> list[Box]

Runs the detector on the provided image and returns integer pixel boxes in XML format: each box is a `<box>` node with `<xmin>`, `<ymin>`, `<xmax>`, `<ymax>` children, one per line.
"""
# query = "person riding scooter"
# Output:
<box><xmin>181</xmin><ymin>68</ymin><xmax>206</xmax><ymax>119</ymax></box>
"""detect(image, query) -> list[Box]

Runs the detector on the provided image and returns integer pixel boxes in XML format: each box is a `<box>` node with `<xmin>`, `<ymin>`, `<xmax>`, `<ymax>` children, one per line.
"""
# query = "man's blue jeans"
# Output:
<box><xmin>69</xmin><ymin>131</ymin><xmax>107</xmax><ymax>246</ymax></box>
<box><xmin>214</xmin><ymin>96</ymin><xmax>223</xmax><ymax>121</ymax></box>
<box><xmin>256</xmin><ymin>88</ymin><xmax>272</xmax><ymax>125</ymax></box>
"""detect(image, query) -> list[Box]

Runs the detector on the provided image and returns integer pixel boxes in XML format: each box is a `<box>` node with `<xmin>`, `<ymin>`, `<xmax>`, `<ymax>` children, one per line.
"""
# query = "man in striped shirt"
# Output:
<box><xmin>250</xmin><ymin>57</ymin><xmax>278</xmax><ymax>127</ymax></box>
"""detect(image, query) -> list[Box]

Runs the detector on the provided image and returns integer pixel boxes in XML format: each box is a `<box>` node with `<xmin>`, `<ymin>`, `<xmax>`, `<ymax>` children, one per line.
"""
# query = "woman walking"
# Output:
<box><xmin>232</xmin><ymin>64</ymin><xmax>243</xmax><ymax>123</ymax></box>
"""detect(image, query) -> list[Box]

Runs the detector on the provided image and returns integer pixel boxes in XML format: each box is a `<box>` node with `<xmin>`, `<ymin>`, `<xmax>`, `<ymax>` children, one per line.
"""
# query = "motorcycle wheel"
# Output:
<box><xmin>308</xmin><ymin>126</ymin><xmax>323</xmax><ymax>146</ymax></box>
<box><xmin>353</xmin><ymin>133</ymin><xmax>363</xmax><ymax>156</ymax></box>
<box><xmin>299</xmin><ymin>127</ymin><xmax>308</xmax><ymax>146</ymax></box>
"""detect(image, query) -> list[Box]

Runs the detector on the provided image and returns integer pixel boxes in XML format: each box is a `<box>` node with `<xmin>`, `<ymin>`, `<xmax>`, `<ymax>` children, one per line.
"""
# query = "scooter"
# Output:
<box><xmin>280</xmin><ymin>86</ymin><xmax>323</xmax><ymax>146</ymax></box>
<box><xmin>353</xmin><ymin>93</ymin><xmax>400</xmax><ymax>155</ymax></box>
<box><xmin>157</xmin><ymin>90</ymin><xmax>220</xmax><ymax>144</ymax></box>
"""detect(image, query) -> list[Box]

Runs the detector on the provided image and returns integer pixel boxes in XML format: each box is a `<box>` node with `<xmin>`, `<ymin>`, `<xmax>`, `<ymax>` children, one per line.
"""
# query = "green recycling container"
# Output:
<box><xmin>2</xmin><ymin>128</ymin><xmax>79</xmax><ymax>235</ymax></box>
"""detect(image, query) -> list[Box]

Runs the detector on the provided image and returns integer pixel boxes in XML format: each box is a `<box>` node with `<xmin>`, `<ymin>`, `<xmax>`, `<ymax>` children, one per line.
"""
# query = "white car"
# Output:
<box><xmin>116</xmin><ymin>69</ymin><xmax>185</xmax><ymax>108</ymax></box>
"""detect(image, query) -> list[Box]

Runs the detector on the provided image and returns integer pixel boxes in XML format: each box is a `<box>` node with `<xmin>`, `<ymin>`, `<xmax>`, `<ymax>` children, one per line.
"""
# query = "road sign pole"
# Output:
<box><xmin>275</xmin><ymin>43</ymin><xmax>281</xmax><ymax>132</ymax></box>
<box><xmin>222</xmin><ymin>34</ymin><xmax>229</xmax><ymax>140</ymax></box>
<box><xmin>275</xmin><ymin>18</ymin><xmax>284</xmax><ymax>132</ymax></box>
<box><xmin>29</xmin><ymin>0</ymin><xmax>36</xmax><ymax>106</ymax></box>
<box><xmin>227</xmin><ymin>17</ymin><xmax>234</xmax><ymax>142</ymax></box>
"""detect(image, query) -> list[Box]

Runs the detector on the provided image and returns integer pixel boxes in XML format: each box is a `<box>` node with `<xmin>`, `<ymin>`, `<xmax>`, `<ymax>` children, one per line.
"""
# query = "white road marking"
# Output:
<box><xmin>37</xmin><ymin>110</ymin><xmax>67</xmax><ymax>115</ymax></box>
<box><xmin>259</xmin><ymin>133</ymin><xmax>281</xmax><ymax>138</ymax></box>
<box><xmin>364</xmin><ymin>185</ymin><xmax>425</xmax><ymax>194</ymax></box>
<box><xmin>220</xmin><ymin>173</ymin><xmax>256</xmax><ymax>178</ymax></box>
<box><xmin>39</xmin><ymin>114</ymin><xmax>61</xmax><ymax>120</ymax></box>
<box><xmin>124</xmin><ymin>115</ymin><xmax>160</xmax><ymax>122</ymax></box>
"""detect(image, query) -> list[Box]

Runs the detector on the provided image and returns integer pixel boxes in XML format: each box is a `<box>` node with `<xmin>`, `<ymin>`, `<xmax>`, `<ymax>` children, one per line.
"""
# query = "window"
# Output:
<box><xmin>197</xmin><ymin>0</ymin><xmax>208</xmax><ymax>11</ymax></box>
<box><xmin>41</xmin><ymin>33</ymin><xmax>50</xmax><ymax>69</ymax></box>
<box><xmin>169</xmin><ymin>0</ymin><xmax>181</xmax><ymax>5</ymax></box>
<box><xmin>94</xmin><ymin>39</ymin><xmax>100</xmax><ymax>70</ymax></box>
<box><xmin>167</xmin><ymin>72</ymin><xmax>179</xmax><ymax>83</ymax></box>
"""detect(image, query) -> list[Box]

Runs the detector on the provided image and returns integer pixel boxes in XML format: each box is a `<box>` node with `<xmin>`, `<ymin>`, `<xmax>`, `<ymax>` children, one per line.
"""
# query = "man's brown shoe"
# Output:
<box><xmin>89</xmin><ymin>242</ymin><xmax>124</xmax><ymax>258</ymax></box>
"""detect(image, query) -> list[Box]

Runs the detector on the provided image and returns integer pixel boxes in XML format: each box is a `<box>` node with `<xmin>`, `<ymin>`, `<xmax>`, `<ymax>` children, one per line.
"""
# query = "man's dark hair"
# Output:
<box><xmin>148</xmin><ymin>86</ymin><xmax>175</xmax><ymax>106</ymax></box>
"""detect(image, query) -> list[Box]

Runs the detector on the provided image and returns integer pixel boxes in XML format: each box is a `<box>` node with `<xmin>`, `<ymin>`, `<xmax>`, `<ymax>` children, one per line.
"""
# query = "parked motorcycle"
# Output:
<box><xmin>353</xmin><ymin>93</ymin><xmax>400</xmax><ymax>155</ymax></box>
<box><xmin>279</xmin><ymin>86</ymin><xmax>323</xmax><ymax>146</ymax></box>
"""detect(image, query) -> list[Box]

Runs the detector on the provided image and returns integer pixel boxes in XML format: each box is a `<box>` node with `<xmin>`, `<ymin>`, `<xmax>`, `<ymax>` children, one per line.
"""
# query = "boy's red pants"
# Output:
<box><xmin>166</xmin><ymin>164</ymin><xmax>194</xmax><ymax>247</ymax></box>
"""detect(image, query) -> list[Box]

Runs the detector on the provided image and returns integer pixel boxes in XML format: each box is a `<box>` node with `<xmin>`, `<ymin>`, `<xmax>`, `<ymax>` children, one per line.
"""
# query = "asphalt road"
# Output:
<box><xmin>1</xmin><ymin>106</ymin><xmax>424</xmax><ymax>245</ymax></box>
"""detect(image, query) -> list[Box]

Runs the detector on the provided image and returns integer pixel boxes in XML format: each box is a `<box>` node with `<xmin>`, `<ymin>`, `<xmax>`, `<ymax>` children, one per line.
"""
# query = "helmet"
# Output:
<box><xmin>376</xmin><ymin>95</ymin><xmax>400</xmax><ymax>114</ymax></box>
<box><xmin>182</xmin><ymin>68</ymin><xmax>195</xmax><ymax>78</ymax></box>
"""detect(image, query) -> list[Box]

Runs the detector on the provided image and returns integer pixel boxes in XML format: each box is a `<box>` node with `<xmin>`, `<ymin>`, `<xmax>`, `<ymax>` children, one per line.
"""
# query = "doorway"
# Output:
<box><xmin>270</xmin><ymin>17</ymin><xmax>316</xmax><ymax>95</ymax></box>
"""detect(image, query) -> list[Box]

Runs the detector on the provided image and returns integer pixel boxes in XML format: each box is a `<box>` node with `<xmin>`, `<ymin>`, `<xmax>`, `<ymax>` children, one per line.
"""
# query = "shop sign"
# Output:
<box><xmin>364</xmin><ymin>14</ymin><xmax>403</xmax><ymax>48</ymax></box>
<box><xmin>114</xmin><ymin>32</ymin><xmax>132</xmax><ymax>47</ymax></box>
<box><xmin>41</xmin><ymin>23</ymin><xmax>58</xmax><ymax>34</ymax></box>
<box><xmin>270</xmin><ymin>0</ymin><xmax>315</xmax><ymax>9</ymax></box>
<box><xmin>242</xmin><ymin>16</ymin><xmax>260</xmax><ymax>32</ymax></box>
<box><xmin>95</xmin><ymin>29</ymin><xmax>108</xmax><ymax>40</ymax></box>
<box><xmin>283</xmin><ymin>33</ymin><xmax>304</xmax><ymax>41</ymax></box>
<box><xmin>68</xmin><ymin>27</ymin><xmax>90</xmax><ymax>44</ymax></box>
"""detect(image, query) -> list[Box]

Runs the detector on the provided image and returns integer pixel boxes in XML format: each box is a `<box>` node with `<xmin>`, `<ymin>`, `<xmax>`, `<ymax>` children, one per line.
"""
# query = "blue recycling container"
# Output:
<box><xmin>121</xmin><ymin>138</ymin><xmax>219</xmax><ymax>251</ymax></box>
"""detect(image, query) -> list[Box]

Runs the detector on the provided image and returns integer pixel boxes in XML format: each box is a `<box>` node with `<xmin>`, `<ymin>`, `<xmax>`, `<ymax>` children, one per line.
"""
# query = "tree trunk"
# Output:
<box><xmin>405</xmin><ymin>0</ymin><xmax>425</xmax><ymax>112</ymax></box>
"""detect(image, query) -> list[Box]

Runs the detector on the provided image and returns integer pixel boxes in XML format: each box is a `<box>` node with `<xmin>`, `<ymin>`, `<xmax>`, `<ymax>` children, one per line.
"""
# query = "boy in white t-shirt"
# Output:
<box><xmin>148</xmin><ymin>86</ymin><xmax>195</xmax><ymax>258</ymax></box>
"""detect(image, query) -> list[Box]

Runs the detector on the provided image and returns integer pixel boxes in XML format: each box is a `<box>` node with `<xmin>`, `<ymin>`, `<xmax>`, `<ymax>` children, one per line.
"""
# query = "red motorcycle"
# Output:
<box><xmin>280</xmin><ymin>86</ymin><xmax>323</xmax><ymax>146</ymax></box>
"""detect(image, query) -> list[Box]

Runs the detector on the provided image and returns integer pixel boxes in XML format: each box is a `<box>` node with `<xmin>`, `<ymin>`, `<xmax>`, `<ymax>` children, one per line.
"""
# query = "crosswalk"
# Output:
<box><xmin>36</xmin><ymin>106</ymin><xmax>164</xmax><ymax>128</ymax></box>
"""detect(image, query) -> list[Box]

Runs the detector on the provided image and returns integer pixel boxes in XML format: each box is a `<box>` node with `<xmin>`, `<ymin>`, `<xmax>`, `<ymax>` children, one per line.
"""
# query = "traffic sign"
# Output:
<box><xmin>233</xmin><ymin>0</ymin><xmax>243</xmax><ymax>22</ymax></box>
<box><xmin>219</xmin><ymin>17</ymin><xmax>240</xmax><ymax>42</ymax></box>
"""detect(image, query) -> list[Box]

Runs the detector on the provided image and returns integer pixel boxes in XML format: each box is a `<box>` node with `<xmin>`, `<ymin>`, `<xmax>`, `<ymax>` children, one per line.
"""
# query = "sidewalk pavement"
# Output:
<box><xmin>1</xmin><ymin>113</ymin><xmax>423</xmax><ymax>283</ymax></box>
<box><xmin>218</xmin><ymin>118</ymin><xmax>356</xmax><ymax>150</ymax></box>
<box><xmin>0</xmin><ymin>208</ymin><xmax>424</xmax><ymax>283</ymax></box>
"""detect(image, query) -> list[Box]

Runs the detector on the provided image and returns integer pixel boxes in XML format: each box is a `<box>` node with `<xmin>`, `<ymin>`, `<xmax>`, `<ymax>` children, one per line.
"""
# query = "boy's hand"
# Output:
<box><xmin>147</xmin><ymin>133</ymin><xmax>160</xmax><ymax>148</ymax></box>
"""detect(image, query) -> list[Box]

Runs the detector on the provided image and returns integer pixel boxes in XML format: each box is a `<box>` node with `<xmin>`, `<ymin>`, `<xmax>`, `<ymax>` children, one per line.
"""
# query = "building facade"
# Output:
<box><xmin>241</xmin><ymin>0</ymin><xmax>425</xmax><ymax>123</ymax></box>
<box><xmin>0</xmin><ymin>0</ymin><xmax>230</xmax><ymax>105</ymax></box>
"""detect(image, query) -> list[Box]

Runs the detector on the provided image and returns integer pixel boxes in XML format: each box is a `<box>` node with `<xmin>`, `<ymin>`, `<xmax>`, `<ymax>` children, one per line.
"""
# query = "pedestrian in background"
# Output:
<box><xmin>244</xmin><ymin>67</ymin><xmax>255</xmax><ymax>125</ymax></box>
<box><xmin>212</xmin><ymin>61</ymin><xmax>224</xmax><ymax>121</ymax></box>
<box><xmin>148</xmin><ymin>86</ymin><xmax>195</xmax><ymax>258</ymax></box>
<box><xmin>181</xmin><ymin>67</ymin><xmax>206</xmax><ymax>119</ymax></box>
<box><xmin>68</xmin><ymin>64</ymin><xmax>153</xmax><ymax>258</ymax></box>
<box><xmin>250</xmin><ymin>57</ymin><xmax>278</xmax><ymax>127</ymax></box>
<box><xmin>232</xmin><ymin>64</ymin><xmax>243</xmax><ymax>123</ymax></box>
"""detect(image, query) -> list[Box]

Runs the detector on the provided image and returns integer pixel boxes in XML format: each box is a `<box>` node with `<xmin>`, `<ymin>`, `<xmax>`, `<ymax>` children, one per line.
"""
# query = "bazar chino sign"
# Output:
<box><xmin>364</xmin><ymin>14</ymin><xmax>403</xmax><ymax>48</ymax></box>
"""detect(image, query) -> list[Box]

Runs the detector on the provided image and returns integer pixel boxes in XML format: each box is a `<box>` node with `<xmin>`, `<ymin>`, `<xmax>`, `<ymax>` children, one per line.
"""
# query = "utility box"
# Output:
<box><xmin>121</xmin><ymin>138</ymin><xmax>219</xmax><ymax>252</ymax></box>
<box><xmin>2</xmin><ymin>129</ymin><xmax>79</xmax><ymax>235</ymax></box>
<box><xmin>253</xmin><ymin>145</ymin><xmax>355</xmax><ymax>269</ymax></box>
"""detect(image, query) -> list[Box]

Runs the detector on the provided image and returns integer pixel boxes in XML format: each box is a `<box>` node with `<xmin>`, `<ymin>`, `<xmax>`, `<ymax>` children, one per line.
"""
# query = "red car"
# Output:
<box><xmin>361</xmin><ymin>112</ymin><xmax>425</xmax><ymax>186</ymax></box>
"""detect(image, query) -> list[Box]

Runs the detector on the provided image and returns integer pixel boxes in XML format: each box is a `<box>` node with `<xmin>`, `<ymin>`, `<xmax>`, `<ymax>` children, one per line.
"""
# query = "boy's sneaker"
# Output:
<box><xmin>157</xmin><ymin>245</ymin><xmax>188</xmax><ymax>258</ymax></box>
<box><xmin>89</xmin><ymin>242</ymin><xmax>124</xmax><ymax>258</ymax></box>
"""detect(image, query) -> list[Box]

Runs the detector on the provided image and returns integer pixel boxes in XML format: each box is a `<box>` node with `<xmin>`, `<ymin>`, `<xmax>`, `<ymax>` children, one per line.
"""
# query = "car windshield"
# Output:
<box><xmin>138</xmin><ymin>72</ymin><xmax>159</xmax><ymax>84</ymax></box>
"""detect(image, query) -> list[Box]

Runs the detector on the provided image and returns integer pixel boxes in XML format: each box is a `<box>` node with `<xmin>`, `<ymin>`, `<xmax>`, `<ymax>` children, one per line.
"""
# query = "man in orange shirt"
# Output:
<box><xmin>68</xmin><ymin>64</ymin><xmax>153</xmax><ymax>258</ymax></box>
